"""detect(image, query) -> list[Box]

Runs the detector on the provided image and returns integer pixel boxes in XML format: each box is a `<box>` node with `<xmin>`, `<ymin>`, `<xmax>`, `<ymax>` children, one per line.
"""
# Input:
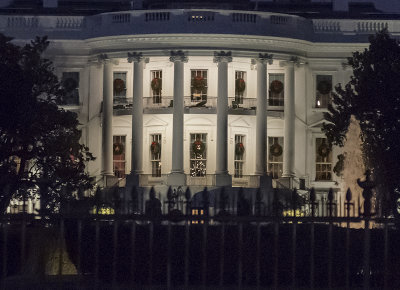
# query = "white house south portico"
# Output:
<box><xmin>2</xmin><ymin>0</ymin><xmax>395</xmax><ymax>205</ymax></box>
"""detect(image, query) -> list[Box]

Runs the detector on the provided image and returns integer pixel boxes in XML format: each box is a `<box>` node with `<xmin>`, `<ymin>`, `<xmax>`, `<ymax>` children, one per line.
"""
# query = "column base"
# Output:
<box><xmin>126</xmin><ymin>173</ymin><xmax>141</xmax><ymax>188</ymax></box>
<box><xmin>167</xmin><ymin>172</ymin><xmax>186</xmax><ymax>186</ymax></box>
<box><xmin>215</xmin><ymin>173</ymin><xmax>232</xmax><ymax>187</ymax></box>
<box><xmin>278</xmin><ymin>176</ymin><xmax>295</xmax><ymax>189</ymax></box>
<box><xmin>103</xmin><ymin>175</ymin><xmax>119</xmax><ymax>187</ymax></box>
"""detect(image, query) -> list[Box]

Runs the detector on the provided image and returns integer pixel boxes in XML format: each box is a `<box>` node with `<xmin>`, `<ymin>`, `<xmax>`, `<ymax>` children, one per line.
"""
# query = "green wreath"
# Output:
<box><xmin>192</xmin><ymin>140</ymin><xmax>205</xmax><ymax>155</ymax></box>
<box><xmin>113</xmin><ymin>79</ymin><xmax>125</xmax><ymax>94</ymax></box>
<box><xmin>63</xmin><ymin>77</ymin><xmax>78</xmax><ymax>92</ymax></box>
<box><xmin>151</xmin><ymin>78</ymin><xmax>162</xmax><ymax>92</ymax></box>
<box><xmin>270</xmin><ymin>80</ymin><xmax>283</xmax><ymax>94</ymax></box>
<box><xmin>150</xmin><ymin>141</ymin><xmax>161</xmax><ymax>155</ymax></box>
<box><xmin>317</xmin><ymin>80</ymin><xmax>332</xmax><ymax>95</ymax></box>
<box><xmin>318</xmin><ymin>143</ymin><xmax>330</xmax><ymax>158</ymax></box>
<box><xmin>192</xmin><ymin>76</ymin><xmax>206</xmax><ymax>91</ymax></box>
<box><xmin>113</xmin><ymin>143</ymin><xmax>124</xmax><ymax>155</ymax></box>
<box><xmin>270</xmin><ymin>143</ymin><xmax>283</xmax><ymax>157</ymax></box>
<box><xmin>235</xmin><ymin>142</ymin><xmax>245</xmax><ymax>155</ymax></box>
<box><xmin>235</xmin><ymin>78</ymin><xmax>246</xmax><ymax>93</ymax></box>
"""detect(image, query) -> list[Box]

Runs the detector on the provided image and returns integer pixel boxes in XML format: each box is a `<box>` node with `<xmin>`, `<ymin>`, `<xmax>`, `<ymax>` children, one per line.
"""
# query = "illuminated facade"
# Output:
<box><xmin>1</xmin><ymin>0</ymin><xmax>398</xmax><ymax>203</ymax></box>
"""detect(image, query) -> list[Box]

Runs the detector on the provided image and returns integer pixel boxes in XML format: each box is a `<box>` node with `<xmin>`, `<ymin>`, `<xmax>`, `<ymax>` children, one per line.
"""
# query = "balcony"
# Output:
<box><xmin>228</xmin><ymin>97</ymin><xmax>256</xmax><ymax>115</ymax></box>
<box><xmin>113</xmin><ymin>97</ymin><xmax>133</xmax><ymax>115</ymax></box>
<box><xmin>137</xmin><ymin>174</ymin><xmax>261</xmax><ymax>187</ymax></box>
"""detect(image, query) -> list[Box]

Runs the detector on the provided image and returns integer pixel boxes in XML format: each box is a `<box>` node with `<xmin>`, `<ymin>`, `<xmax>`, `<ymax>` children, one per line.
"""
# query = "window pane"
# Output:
<box><xmin>151</xmin><ymin>134</ymin><xmax>162</xmax><ymax>177</ymax></box>
<box><xmin>315</xmin><ymin>75</ymin><xmax>332</xmax><ymax>108</ymax></box>
<box><xmin>190</xmin><ymin>133</ymin><xmax>207</xmax><ymax>177</ymax></box>
<box><xmin>113</xmin><ymin>136</ymin><xmax>126</xmax><ymax>178</ymax></box>
<box><xmin>268</xmin><ymin>137</ymin><xmax>284</xmax><ymax>179</ymax></box>
<box><xmin>269</xmin><ymin>74</ymin><xmax>284</xmax><ymax>106</ymax></box>
<box><xmin>315</xmin><ymin>138</ymin><xmax>332</xmax><ymax>181</ymax></box>
<box><xmin>113</xmin><ymin>72</ymin><xmax>127</xmax><ymax>99</ymax></box>
<box><xmin>61</xmin><ymin>72</ymin><xmax>79</xmax><ymax>105</ymax></box>
<box><xmin>191</xmin><ymin>70</ymin><xmax>208</xmax><ymax>102</ymax></box>
<box><xmin>151</xmin><ymin>70</ymin><xmax>162</xmax><ymax>104</ymax></box>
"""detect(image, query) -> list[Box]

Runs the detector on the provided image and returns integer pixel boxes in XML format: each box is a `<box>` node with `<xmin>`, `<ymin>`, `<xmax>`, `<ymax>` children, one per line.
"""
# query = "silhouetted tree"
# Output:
<box><xmin>323</xmin><ymin>29</ymin><xmax>400</xmax><ymax>216</ymax></box>
<box><xmin>0</xmin><ymin>34</ymin><xmax>94</xmax><ymax>214</ymax></box>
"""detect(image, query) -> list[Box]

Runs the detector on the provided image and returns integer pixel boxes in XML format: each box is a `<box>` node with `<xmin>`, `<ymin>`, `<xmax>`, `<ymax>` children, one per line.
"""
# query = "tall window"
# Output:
<box><xmin>315</xmin><ymin>138</ymin><xmax>332</xmax><ymax>181</ymax></box>
<box><xmin>269</xmin><ymin>73</ymin><xmax>284</xmax><ymax>106</ymax></box>
<box><xmin>150</xmin><ymin>134</ymin><xmax>162</xmax><ymax>177</ymax></box>
<box><xmin>315</xmin><ymin>75</ymin><xmax>332</xmax><ymax>108</ymax></box>
<box><xmin>235</xmin><ymin>71</ymin><xmax>246</xmax><ymax>104</ymax></box>
<box><xmin>61</xmin><ymin>72</ymin><xmax>79</xmax><ymax>105</ymax></box>
<box><xmin>268</xmin><ymin>137</ymin><xmax>284</xmax><ymax>179</ymax></box>
<box><xmin>151</xmin><ymin>70</ymin><xmax>162</xmax><ymax>104</ymax></box>
<box><xmin>113</xmin><ymin>72</ymin><xmax>127</xmax><ymax>102</ymax></box>
<box><xmin>113</xmin><ymin>136</ymin><xmax>126</xmax><ymax>178</ymax></box>
<box><xmin>191</xmin><ymin>70</ymin><xmax>208</xmax><ymax>103</ymax></box>
<box><xmin>234</xmin><ymin>135</ymin><xmax>245</xmax><ymax>178</ymax></box>
<box><xmin>190</xmin><ymin>133</ymin><xmax>207</xmax><ymax>177</ymax></box>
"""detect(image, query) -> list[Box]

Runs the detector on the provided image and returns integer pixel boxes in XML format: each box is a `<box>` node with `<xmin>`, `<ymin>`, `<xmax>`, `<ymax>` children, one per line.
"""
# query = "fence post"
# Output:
<box><xmin>309</xmin><ymin>187</ymin><xmax>317</xmax><ymax>289</ymax></box>
<box><xmin>357</xmin><ymin>170</ymin><xmax>375</xmax><ymax>290</ymax></box>
<box><xmin>345</xmin><ymin>188</ymin><xmax>353</xmax><ymax>289</ymax></box>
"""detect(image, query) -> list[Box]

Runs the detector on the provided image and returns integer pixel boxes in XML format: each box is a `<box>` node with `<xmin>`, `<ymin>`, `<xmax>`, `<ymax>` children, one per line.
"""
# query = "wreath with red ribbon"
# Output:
<box><xmin>192</xmin><ymin>76</ymin><xmax>206</xmax><ymax>91</ymax></box>
<box><xmin>151</xmin><ymin>78</ymin><xmax>162</xmax><ymax>92</ymax></box>
<box><xmin>317</xmin><ymin>80</ymin><xmax>332</xmax><ymax>95</ymax></box>
<box><xmin>318</xmin><ymin>143</ymin><xmax>330</xmax><ymax>158</ymax></box>
<box><xmin>150</xmin><ymin>141</ymin><xmax>161</xmax><ymax>155</ymax></box>
<box><xmin>113</xmin><ymin>79</ymin><xmax>125</xmax><ymax>94</ymax></box>
<box><xmin>270</xmin><ymin>143</ymin><xmax>283</xmax><ymax>157</ymax></box>
<box><xmin>235</xmin><ymin>142</ymin><xmax>245</xmax><ymax>155</ymax></box>
<box><xmin>270</xmin><ymin>80</ymin><xmax>284</xmax><ymax>94</ymax></box>
<box><xmin>113</xmin><ymin>143</ymin><xmax>124</xmax><ymax>155</ymax></box>
<box><xmin>235</xmin><ymin>78</ymin><xmax>246</xmax><ymax>93</ymax></box>
<box><xmin>192</xmin><ymin>140</ymin><xmax>205</xmax><ymax>154</ymax></box>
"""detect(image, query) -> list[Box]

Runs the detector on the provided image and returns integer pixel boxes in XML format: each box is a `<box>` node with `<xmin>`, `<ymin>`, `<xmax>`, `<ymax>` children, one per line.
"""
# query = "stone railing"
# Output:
<box><xmin>7</xmin><ymin>16</ymin><xmax>39</xmax><ymax>28</ymax></box>
<box><xmin>313</xmin><ymin>19</ymin><xmax>394</xmax><ymax>34</ymax></box>
<box><xmin>56</xmin><ymin>16</ymin><xmax>85</xmax><ymax>29</ymax></box>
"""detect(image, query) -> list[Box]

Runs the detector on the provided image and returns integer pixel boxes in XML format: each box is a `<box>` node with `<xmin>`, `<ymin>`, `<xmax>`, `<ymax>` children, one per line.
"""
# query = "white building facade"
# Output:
<box><xmin>2</xmin><ymin>0</ymin><xmax>399</xmax><ymax>199</ymax></box>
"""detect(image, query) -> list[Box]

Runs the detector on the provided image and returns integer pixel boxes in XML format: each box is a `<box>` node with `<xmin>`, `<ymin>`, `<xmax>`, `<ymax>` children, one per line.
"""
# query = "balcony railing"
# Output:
<box><xmin>228</xmin><ymin>97</ymin><xmax>257</xmax><ymax>110</ymax></box>
<box><xmin>143</xmin><ymin>96</ymin><xmax>173</xmax><ymax>108</ymax></box>
<box><xmin>184</xmin><ymin>96</ymin><xmax>217</xmax><ymax>108</ymax></box>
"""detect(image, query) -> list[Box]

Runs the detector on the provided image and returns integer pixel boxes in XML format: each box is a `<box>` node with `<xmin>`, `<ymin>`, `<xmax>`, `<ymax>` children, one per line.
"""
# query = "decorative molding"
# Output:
<box><xmin>169</xmin><ymin>50</ymin><xmax>188</xmax><ymax>63</ymax></box>
<box><xmin>252</xmin><ymin>53</ymin><xmax>273</xmax><ymax>65</ymax></box>
<box><xmin>213</xmin><ymin>51</ymin><xmax>232</xmax><ymax>63</ymax></box>
<box><xmin>127</xmin><ymin>52</ymin><xmax>149</xmax><ymax>63</ymax></box>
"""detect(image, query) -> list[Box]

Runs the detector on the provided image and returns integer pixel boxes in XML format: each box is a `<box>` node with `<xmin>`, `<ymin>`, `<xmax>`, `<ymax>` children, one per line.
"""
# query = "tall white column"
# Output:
<box><xmin>127</xmin><ymin>52</ymin><xmax>148</xmax><ymax>185</ymax></box>
<box><xmin>168</xmin><ymin>51</ymin><xmax>188</xmax><ymax>186</ymax></box>
<box><xmin>100</xmin><ymin>54</ymin><xmax>114</xmax><ymax>177</ymax></box>
<box><xmin>282</xmin><ymin>57</ymin><xmax>297</xmax><ymax>178</ymax></box>
<box><xmin>214</xmin><ymin>51</ymin><xmax>232</xmax><ymax>186</ymax></box>
<box><xmin>255</xmin><ymin>54</ymin><xmax>273</xmax><ymax>176</ymax></box>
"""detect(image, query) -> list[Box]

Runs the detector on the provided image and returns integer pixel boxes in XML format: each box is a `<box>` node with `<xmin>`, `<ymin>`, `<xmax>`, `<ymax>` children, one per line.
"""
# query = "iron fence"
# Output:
<box><xmin>1</xmin><ymin>174</ymin><xmax>399</xmax><ymax>289</ymax></box>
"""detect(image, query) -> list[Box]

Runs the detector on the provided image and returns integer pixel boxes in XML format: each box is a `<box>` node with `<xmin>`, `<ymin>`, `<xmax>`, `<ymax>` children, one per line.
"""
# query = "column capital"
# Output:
<box><xmin>170</xmin><ymin>50</ymin><xmax>188</xmax><ymax>63</ymax></box>
<box><xmin>280</xmin><ymin>56</ymin><xmax>306</xmax><ymax>67</ymax></box>
<box><xmin>127</xmin><ymin>52</ymin><xmax>149</xmax><ymax>63</ymax></box>
<box><xmin>252</xmin><ymin>53</ymin><xmax>273</xmax><ymax>65</ymax></box>
<box><xmin>213</xmin><ymin>51</ymin><xmax>232</xmax><ymax>63</ymax></box>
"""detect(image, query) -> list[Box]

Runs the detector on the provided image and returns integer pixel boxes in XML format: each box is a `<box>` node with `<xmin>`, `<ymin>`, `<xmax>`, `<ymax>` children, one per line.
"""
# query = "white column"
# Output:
<box><xmin>213</xmin><ymin>51</ymin><xmax>232</xmax><ymax>186</ymax></box>
<box><xmin>255</xmin><ymin>54</ymin><xmax>273</xmax><ymax>176</ymax></box>
<box><xmin>127</xmin><ymin>52</ymin><xmax>148</xmax><ymax>178</ymax></box>
<box><xmin>100</xmin><ymin>54</ymin><xmax>114</xmax><ymax>177</ymax></box>
<box><xmin>283</xmin><ymin>57</ymin><xmax>297</xmax><ymax>178</ymax></box>
<box><xmin>168</xmin><ymin>51</ymin><xmax>188</xmax><ymax>186</ymax></box>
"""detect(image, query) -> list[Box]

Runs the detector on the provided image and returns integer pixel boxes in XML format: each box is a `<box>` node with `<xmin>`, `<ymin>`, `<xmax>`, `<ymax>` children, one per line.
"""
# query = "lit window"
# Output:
<box><xmin>150</xmin><ymin>134</ymin><xmax>162</xmax><ymax>177</ymax></box>
<box><xmin>268</xmin><ymin>137</ymin><xmax>284</xmax><ymax>179</ymax></box>
<box><xmin>190</xmin><ymin>133</ymin><xmax>207</xmax><ymax>177</ymax></box>
<box><xmin>268</xmin><ymin>73</ymin><xmax>284</xmax><ymax>106</ymax></box>
<box><xmin>191</xmin><ymin>208</ymin><xmax>204</xmax><ymax>224</ymax></box>
<box><xmin>113</xmin><ymin>136</ymin><xmax>126</xmax><ymax>178</ymax></box>
<box><xmin>191</xmin><ymin>70</ymin><xmax>208</xmax><ymax>103</ymax></box>
<box><xmin>113</xmin><ymin>72</ymin><xmax>127</xmax><ymax>101</ymax></box>
<box><xmin>61</xmin><ymin>72</ymin><xmax>79</xmax><ymax>105</ymax></box>
<box><xmin>315</xmin><ymin>75</ymin><xmax>332</xmax><ymax>108</ymax></box>
<box><xmin>234</xmin><ymin>135</ymin><xmax>245</xmax><ymax>178</ymax></box>
<box><xmin>235</xmin><ymin>71</ymin><xmax>246</xmax><ymax>105</ymax></box>
<box><xmin>315</xmin><ymin>138</ymin><xmax>332</xmax><ymax>181</ymax></box>
<box><xmin>151</xmin><ymin>70</ymin><xmax>162</xmax><ymax>104</ymax></box>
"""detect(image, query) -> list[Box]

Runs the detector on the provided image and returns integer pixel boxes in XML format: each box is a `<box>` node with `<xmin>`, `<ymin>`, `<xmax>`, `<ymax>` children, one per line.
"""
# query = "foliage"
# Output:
<box><xmin>0</xmin><ymin>34</ymin><xmax>95</xmax><ymax>214</ymax></box>
<box><xmin>323</xmin><ymin>30</ymin><xmax>400</xmax><ymax>213</ymax></box>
